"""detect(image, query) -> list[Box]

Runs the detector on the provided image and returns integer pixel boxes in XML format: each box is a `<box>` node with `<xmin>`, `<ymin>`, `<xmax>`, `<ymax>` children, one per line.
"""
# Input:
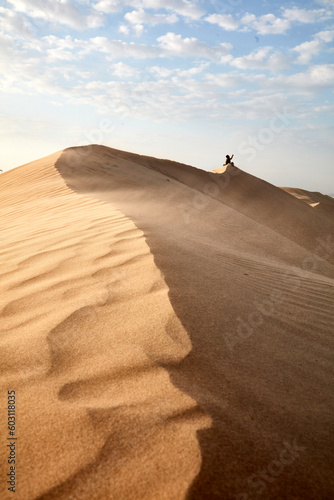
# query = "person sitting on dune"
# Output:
<box><xmin>225</xmin><ymin>154</ymin><xmax>234</xmax><ymax>165</ymax></box>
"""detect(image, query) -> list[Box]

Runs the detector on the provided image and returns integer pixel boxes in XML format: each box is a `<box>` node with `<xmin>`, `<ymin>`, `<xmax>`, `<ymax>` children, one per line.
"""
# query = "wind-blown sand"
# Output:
<box><xmin>0</xmin><ymin>145</ymin><xmax>333</xmax><ymax>499</ymax></box>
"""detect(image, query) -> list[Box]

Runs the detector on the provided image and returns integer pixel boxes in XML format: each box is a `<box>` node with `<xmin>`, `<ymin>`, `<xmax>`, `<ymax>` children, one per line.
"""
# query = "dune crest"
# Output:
<box><xmin>1</xmin><ymin>145</ymin><xmax>334</xmax><ymax>499</ymax></box>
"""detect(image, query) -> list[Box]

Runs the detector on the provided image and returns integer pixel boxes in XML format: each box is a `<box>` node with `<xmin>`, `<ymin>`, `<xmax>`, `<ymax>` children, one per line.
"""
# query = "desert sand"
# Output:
<box><xmin>0</xmin><ymin>145</ymin><xmax>333</xmax><ymax>499</ymax></box>
<box><xmin>282</xmin><ymin>187</ymin><xmax>334</xmax><ymax>220</ymax></box>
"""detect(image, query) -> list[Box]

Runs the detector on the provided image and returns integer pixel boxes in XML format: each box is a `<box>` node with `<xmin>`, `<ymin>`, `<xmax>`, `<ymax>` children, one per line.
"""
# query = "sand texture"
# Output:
<box><xmin>1</xmin><ymin>145</ymin><xmax>334</xmax><ymax>499</ymax></box>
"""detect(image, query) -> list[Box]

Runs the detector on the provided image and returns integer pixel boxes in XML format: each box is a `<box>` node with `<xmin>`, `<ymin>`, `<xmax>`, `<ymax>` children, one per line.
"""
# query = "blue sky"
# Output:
<box><xmin>1</xmin><ymin>0</ymin><xmax>333</xmax><ymax>192</ymax></box>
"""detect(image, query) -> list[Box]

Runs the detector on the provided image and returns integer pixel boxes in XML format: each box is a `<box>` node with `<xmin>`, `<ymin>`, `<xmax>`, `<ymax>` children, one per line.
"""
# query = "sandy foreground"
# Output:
<box><xmin>0</xmin><ymin>145</ymin><xmax>333</xmax><ymax>500</ymax></box>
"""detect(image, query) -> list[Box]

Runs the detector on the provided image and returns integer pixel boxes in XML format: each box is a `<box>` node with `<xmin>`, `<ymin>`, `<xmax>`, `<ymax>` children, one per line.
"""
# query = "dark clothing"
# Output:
<box><xmin>226</xmin><ymin>155</ymin><xmax>234</xmax><ymax>164</ymax></box>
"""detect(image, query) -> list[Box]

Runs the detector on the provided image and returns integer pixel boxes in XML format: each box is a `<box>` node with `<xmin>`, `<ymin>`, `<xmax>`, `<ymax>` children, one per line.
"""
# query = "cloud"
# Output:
<box><xmin>230</xmin><ymin>47</ymin><xmax>290</xmax><ymax>71</ymax></box>
<box><xmin>7</xmin><ymin>0</ymin><xmax>104</xmax><ymax>30</ymax></box>
<box><xmin>241</xmin><ymin>13</ymin><xmax>290</xmax><ymax>35</ymax></box>
<box><xmin>133</xmin><ymin>24</ymin><xmax>144</xmax><ymax>36</ymax></box>
<box><xmin>206</xmin><ymin>12</ymin><xmax>291</xmax><ymax>35</ymax></box>
<box><xmin>293</xmin><ymin>40</ymin><xmax>323</xmax><ymax>64</ymax></box>
<box><xmin>134</xmin><ymin>0</ymin><xmax>203</xmax><ymax>20</ymax></box>
<box><xmin>282</xmin><ymin>7</ymin><xmax>331</xmax><ymax>23</ymax></box>
<box><xmin>45</xmin><ymin>46</ymin><xmax>79</xmax><ymax>61</ymax></box>
<box><xmin>83</xmin><ymin>36</ymin><xmax>160</xmax><ymax>59</ymax></box>
<box><xmin>316</xmin><ymin>29</ymin><xmax>334</xmax><ymax>42</ymax></box>
<box><xmin>296</xmin><ymin>64</ymin><xmax>334</xmax><ymax>89</ymax></box>
<box><xmin>206</xmin><ymin>7</ymin><xmax>334</xmax><ymax>35</ymax></box>
<box><xmin>316</xmin><ymin>0</ymin><xmax>334</xmax><ymax>5</ymax></box>
<box><xmin>205</xmin><ymin>71</ymin><xmax>246</xmax><ymax>89</ymax></box>
<box><xmin>20</xmin><ymin>33</ymin><xmax>159</xmax><ymax>60</ymax></box>
<box><xmin>149</xmin><ymin>66</ymin><xmax>173</xmax><ymax>78</ymax></box>
<box><xmin>0</xmin><ymin>7</ymin><xmax>34</xmax><ymax>39</ymax></box>
<box><xmin>111</xmin><ymin>62</ymin><xmax>139</xmax><ymax>77</ymax></box>
<box><xmin>267</xmin><ymin>64</ymin><xmax>334</xmax><ymax>92</ymax></box>
<box><xmin>205</xmin><ymin>13</ymin><xmax>239</xmax><ymax>31</ymax></box>
<box><xmin>293</xmin><ymin>30</ymin><xmax>334</xmax><ymax>64</ymax></box>
<box><xmin>205</xmin><ymin>12</ymin><xmax>291</xmax><ymax>35</ymax></box>
<box><xmin>157</xmin><ymin>32</ymin><xmax>232</xmax><ymax>61</ymax></box>
<box><xmin>17</xmin><ymin>31</ymin><xmax>233</xmax><ymax>63</ymax></box>
<box><xmin>93</xmin><ymin>0</ymin><xmax>203</xmax><ymax>19</ymax></box>
<box><xmin>123</xmin><ymin>7</ymin><xmax>178</xmax><ymax>35</ymax></box>
<box><xmin>0</xmin><ymin>31</ymin><xmax>85</xmax><ymax>97</ymax></box>
<box><xmin>125</xmin><ymin>8</ymin><xmax>178</xmax><ymax>26</ymax></box>
<box><xmin>149</xmin><ymin>62</ymin><xmax>209</xmax><ymax>79</ymax></box>
<box><xmin>93</xmin><ymin>0</ymin><xmax>123</xmax><ymax>13</ymax></box>
<box><xmin>119</xmin><ymin>24</ymin><xmax>130</xmax><ymax>35</ymax></box>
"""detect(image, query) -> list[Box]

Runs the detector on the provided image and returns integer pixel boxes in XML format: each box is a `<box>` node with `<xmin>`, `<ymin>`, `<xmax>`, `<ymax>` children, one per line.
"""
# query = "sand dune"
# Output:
<box><xmin>282</xmin><ymin>187</ymin><xmax>334</xmax><ymax>221</ymax></box>
<box><xmin>1</xmin><ymin>145</ymin><xmax>334</xmax><ymax>499</ymax></box>
<box><xmin>282</xmin><ymin>186</ymin><xmax>334</xmax><ymax>207</ymax></box>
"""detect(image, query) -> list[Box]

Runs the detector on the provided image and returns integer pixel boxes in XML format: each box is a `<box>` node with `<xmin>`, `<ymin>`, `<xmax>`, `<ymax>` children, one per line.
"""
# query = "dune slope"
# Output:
<box><xmin>282</xmin><ymin>186</ymin><xmax>334</xmax><ymax>221</ymax></box>
<box><xmin>1</xmin><ymin>145</ymin><xmax>334</xmax><ymax>500</ymax></box>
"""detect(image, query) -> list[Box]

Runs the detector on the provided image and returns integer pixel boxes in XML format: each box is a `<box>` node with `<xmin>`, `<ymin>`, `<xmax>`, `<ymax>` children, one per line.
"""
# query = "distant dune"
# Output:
<box><xmin>1</xmin><ymin>145</ymin><xmax>334</xmax><ymax>500</ymax></box>
<box><xmin>282</xmin><ymin>186</ymin><xmax>334</xmax><ymax>220</ymax></box>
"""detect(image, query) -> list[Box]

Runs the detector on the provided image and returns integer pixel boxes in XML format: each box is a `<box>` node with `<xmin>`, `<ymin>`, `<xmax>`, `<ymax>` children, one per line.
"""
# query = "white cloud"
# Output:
<box><xmin>205</xmin><ymin>72</ymin><xmax>246</xmax><ymax>88</ymax></box>
<box><xmin>293</xmin><ymin>40</ymin><xmax>323</xmax><ymax>64</ymax></box>
<box><xmin>206</xmin><ymin>12</ymin><xmax>290</xmax><ymax>35</ymax></box>
<box><xmin>241</xmin><ymin>13</ymin><xmax>290</xmax><ymax>35</ymax></box>
<box><xmin>134</xmin><ymin>0</ymin><xmax>203</xmax><ymax>20</ymax></box>
<box><xmin>93</xmin><ymin>0</ymin><xmax>203</xmax><ymax>19</ymax></box>
<box><xmin>93</xmin><ymin>0</ymin><xmax>122</xmax><ymax>13</ymax></box>
<box><xmin>16</xmin><ymin>32</ymin><xmax>233</xmax><ymax>62</ymax></box>
<box><xmin>47</xmin><ymin>48</ymin><xmax>78</xmax><ymax>61</ymax></box>
<box><xmin>123</xmin><ymin>8</ymin><xmax>178</xmax><ymax>36</ymax></box>
<box><xmin>87</xmin><ymin>11</ymin><xmax>105</xmax><ymax>28</ymax></box>
<box><xmin>230</xmin><ymin>47</ymin><xmax>290</xmax><ymax>71</ymax></box>
<box><xmin>0</xmin><ymin>7</ymin><xmax>34</xmax><ymax>39</ymax></box>
<box><xmin>85</xmin><ymin>36</ymin><xmax>160</xmax><ymax>59</ymax></box>
<box><xmin>282</xmin><ymin>7</ymin><xmax>331</xmax><ymax>23</ymax></box>
<box><xmin>149</xmin><ymin>66</ymin><xmax>173</xmax><ymax>78</ymax></box>
<box><xmin>317</xmin><ymin>29</ymin><xmax>334</xmax><ymax>42</ymax></box>
<box><xmin>0</xmin><ymin>32</ymin><xmax>85</xmax><ymax>97</ymax></box>
<box><xmin>231</xmin><ymin>46</ymin><xmax>271</xmax><ymax>69</ymax></box>
<box><xmin>149</xmin><ymin>62</ymin><xmax>209</xmax><ymax>80</ymax></box>
<box><xmin>297</xmin><ymin>64</ymin><xmax>334</xmax><ymax>88</ymax></box>
<box><xmin>21</xmin><ymin>33</ymin><xmax>159</xmax><ymax>60</ymax></box>
<box><xmin>293</xmin><ymin>29</ymin><xmax>334</xmax><ymax>64</ymax></box>
<box><xmin>125</xmin><ymin>8</ymin><xmax>178</xmax><ymax>26</ymax></box>
<box><xmin>134</xmin><ymin>24</ymin><xmax>144</xmax><ymax>36</ymax></box>
<box><xmin>157</xmin><ymin>32</ymin><xmax>232</xmax><ymax>61</ymax></box>
<box><xmin>119</xmin><ymin>24</ymin><xmax>130</xmax><ymax>35</ymax></box>
<box><xmin>111</xmin><ymin>62</ymin><xmax>139</xmax><ymax>77</ymax></box>
<box><xmin>205</xmin><ymin>13</ymin><xmax>239</xmax><ymax>31</ymax></box>
<box><xmin>177</xmin><ymin>63</ymin><xmax>209</xmax><ymax>77</ymax></box>
<box><xmin>7</xmin><ymin>0</ymin><xmax>104</xmax><ymax>30</ymax></box>
<box><xmin>206</xmin><ymin>7</ymin><xmax>334</xmax><ymax>35</ymax></box>
<box><xmin>267</xmin><ymin>64</ymin><xmax>334</xmax><ymax>92</ymax></box>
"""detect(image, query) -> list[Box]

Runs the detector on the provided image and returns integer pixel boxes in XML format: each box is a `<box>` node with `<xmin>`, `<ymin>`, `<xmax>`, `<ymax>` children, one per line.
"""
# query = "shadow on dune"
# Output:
<box><xmin>53</xmin><ymin>146</ymin><xmax>334</xmax><ymax>499</ymax></box>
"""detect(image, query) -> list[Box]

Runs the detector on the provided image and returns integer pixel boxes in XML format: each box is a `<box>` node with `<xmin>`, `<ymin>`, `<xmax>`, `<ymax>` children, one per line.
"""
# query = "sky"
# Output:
<box><xmin>0</xmin><ymin>0</ymin><xmax>333</xmax><ymax>193</ymax></box>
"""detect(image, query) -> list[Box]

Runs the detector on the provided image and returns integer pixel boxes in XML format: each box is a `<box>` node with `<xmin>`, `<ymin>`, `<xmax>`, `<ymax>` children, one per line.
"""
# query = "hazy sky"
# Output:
<box><xmin>1</xmin><ymin>0</ymin><xmax>333</xmax><ymax>192</ymax></box>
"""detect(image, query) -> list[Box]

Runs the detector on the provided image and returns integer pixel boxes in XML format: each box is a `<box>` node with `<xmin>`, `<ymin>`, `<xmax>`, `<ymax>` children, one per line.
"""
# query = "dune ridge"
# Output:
<box><xmin>282</xmin><ymin>186</ymin><xmax>334</xmax><ymax>220</ymax></box>
<box><xmin>1</xmin><ymin>145</ymin><xmax>334</xmax><ymax>499</ymax></box>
